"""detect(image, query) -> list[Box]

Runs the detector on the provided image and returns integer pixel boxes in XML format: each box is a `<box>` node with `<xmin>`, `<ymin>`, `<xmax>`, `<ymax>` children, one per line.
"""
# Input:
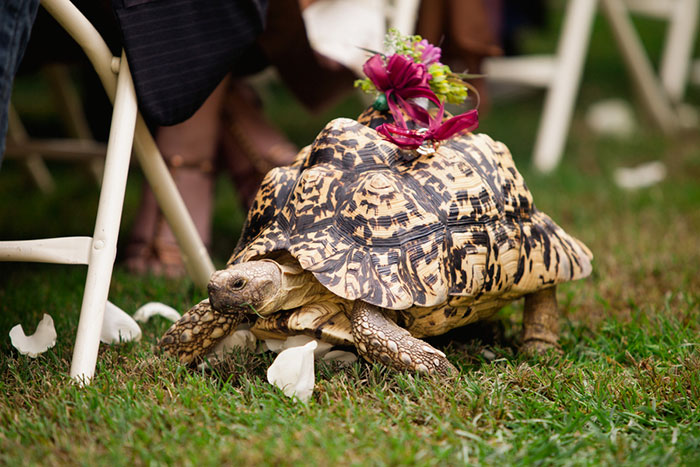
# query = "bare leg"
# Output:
<box><xmin>521</xmin><ymin>286</ymin><xmax>561</xmax><ymax>354</ymax></box>
<box><xmin>351</xmin><ymin>301</ymin><xmax>456</xmax><ymax>376</ymax></box>
<box><xmin>159</xmin><ymin>299</ymin><xmax>241</xmax><ymax>365</ymax></box>
<box><xmin>126</xmin><ymin>77</ymin><xmax>227</xmax><ymax>276</ymax></box>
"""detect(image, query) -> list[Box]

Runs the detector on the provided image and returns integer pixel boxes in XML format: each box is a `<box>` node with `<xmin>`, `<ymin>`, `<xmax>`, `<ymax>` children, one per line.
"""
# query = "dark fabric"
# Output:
<box><xmin>0</xmin><ymin>0</ymin><xmax>40</xmax><ymax>166</ymax></box>
<box><xmin>112</xmin><ymin>0</ymin><xmax>268</xmax><ymax>126</ymax></box>
<box><xmin>20</xmin><ymin>1</ymin><xmax>121</xmax><ymax>71</ymax></box>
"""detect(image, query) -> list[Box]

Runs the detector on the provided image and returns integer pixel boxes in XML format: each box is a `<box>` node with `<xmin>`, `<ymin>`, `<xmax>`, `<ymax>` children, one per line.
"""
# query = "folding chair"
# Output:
<box><xmin>0</xmin><ymin>0</ymin><xmax>215</xmax><ymax>383</ymax></box>
<box><xmin>484</xmin><ymin>0</ymin><xmax>695</xmax><ymax>173</ymax></box>
<box><xmin>484</xmin><ymin>0</ymin><xmax>599</xmax><ymax>173</ymax></box>
<box><xmin>625</xmin><ymin>0</ymin><xmax>699</xmax><ymax>104</ymax></box>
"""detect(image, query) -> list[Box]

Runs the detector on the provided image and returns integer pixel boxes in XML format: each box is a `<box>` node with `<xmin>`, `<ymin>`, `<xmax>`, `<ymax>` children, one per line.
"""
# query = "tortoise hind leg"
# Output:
<box><xmin>521</xmin><ymin>286</ymin><xmax>561</xmax><ymax>354</ymax></box>
<box><xmin>350</xmin><ymin>301</ymin><xmax>457</xmax><ymax>376</ymax></box>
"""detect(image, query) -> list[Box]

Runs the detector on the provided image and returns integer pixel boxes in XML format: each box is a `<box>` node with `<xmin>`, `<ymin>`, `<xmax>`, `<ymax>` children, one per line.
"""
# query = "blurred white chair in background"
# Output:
<box><xmin>5</xmin><ymin>64</ymin><xmax>107</xmax><ymax>192</ymax></box>
<box><xmin>484</xmin><ymin>0</ymin><xmax>599</xmax><ymax>173</ymax></box>
<box><xmin>484</xmin><ymin>0</ymin><xmax>697</xmax><ymax>172</ymax></box>
<box><xmin>626</xmin><ymin>0</ymin><xmax>699</xmax><ymax>104</ymax></box>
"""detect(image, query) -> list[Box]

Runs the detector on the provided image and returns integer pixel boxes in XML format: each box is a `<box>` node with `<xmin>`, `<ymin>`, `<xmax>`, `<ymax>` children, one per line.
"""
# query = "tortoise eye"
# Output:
<box><xmin>231</xmin><ymin>278</ymin><xmax>247</xmax><ymax>290</ymax></box>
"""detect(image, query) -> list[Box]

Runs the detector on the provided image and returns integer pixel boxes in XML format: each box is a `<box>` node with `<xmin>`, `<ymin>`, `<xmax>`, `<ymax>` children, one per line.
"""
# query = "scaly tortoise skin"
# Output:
<box><xmin>160</xmin><ymin>108</ymin><xmax>593</xmax><ymax>375</ymax></box>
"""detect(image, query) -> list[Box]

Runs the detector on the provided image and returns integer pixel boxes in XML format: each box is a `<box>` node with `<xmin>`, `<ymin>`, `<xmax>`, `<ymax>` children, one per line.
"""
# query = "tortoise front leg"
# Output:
<box><xmin>159</xmin><ymin>299</ymin><xmax>242</xmax><ymax>365</ymax></box>
<box><xmin>351</xmin><ymin>301</ymin><xmax>456</xmax><ymax>376</ymax></box>
<box><xmin>521</xmin><ymin>286</ymin><xmax>561</xmax><ymax>354</ymax></box>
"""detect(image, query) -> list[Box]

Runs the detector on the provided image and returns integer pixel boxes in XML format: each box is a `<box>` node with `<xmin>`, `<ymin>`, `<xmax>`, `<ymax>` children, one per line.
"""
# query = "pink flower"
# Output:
<box><xmin>417</xmin><ymin>39</ymin><xmax>441</xmax><ymax>65</ymax></box>
<box><xmin>363</xmin><ymin>53</ymin><xmax>435</xmax><ymax>128</ymax></box>
<box><xmin>362</xmin><ymin>54</ymin><xmax>430</xmax><ymax>93</ymax></box>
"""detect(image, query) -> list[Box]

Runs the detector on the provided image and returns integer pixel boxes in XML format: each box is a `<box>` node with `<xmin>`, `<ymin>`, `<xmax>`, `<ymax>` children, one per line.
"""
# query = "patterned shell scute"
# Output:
<box><xmin>231</xmin><ymin>147</ymin><xmax>309</xmax><ymax>257</ymax></box>
<box><xmin>231</xmin><ymin>117</ymin><xmax>592</xmax><ymax>310</ymax></box>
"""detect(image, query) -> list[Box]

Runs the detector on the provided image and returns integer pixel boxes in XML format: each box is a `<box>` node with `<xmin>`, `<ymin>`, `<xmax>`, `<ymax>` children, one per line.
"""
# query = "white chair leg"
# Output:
<box><xmin>600</xmin><ymin>0</ymin><xmax>680</xmax><ymax>133</ymax></box>
<box><xmin>69</xmin><ymin>52</ymin><xmax>137</xmax><ymax>384</ymax></box>
<box><xmin>0</xmin><ymin>237</ymin><xmax>91</xmax><ymax>264</ymax></box>
<box><xmin>532</xmin><ymin>0</ymin><xmax>598</xmax><ymax>173</ymax></box>
<box><xmin>40</xmin><ymin>0</ymin><xmax>117</xmax><ymax>98</ymax></box>
<box><xmin>659</xmin><ymin>0</ymin><xmax>699</xmax><ymax>103</ymax></box>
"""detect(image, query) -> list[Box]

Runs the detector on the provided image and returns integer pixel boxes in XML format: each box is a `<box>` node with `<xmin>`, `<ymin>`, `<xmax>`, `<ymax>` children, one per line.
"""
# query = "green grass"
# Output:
<box><xmin>2</xmin><ymin>8</ymin><xmax>700</xmax><ymax>466</ymax></box>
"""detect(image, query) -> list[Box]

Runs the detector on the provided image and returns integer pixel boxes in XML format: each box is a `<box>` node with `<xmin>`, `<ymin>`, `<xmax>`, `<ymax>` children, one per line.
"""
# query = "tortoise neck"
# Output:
<box><xmin>255</xmin><ymin>257</ymin><xmax>327</xmax><ymax>315</ymax></box>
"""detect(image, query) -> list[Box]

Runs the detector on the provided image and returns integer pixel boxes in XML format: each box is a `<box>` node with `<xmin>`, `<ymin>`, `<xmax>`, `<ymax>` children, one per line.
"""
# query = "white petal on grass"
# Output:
<box><xmin>263</xmin><ymin>339</ymin><xmax>286</xmax><ymax>353</ymax></box>
<box><xmin>9</xmin><ymin>314</ymin><xmax>57</xmax><ymax>358</ymax></box>
<box><xmin>322</xmin><ymin>350</ymin><xmax>357</xmax><ymax>365</ymax></box>
<box><xmin>208</xmin><ymin>328</ymin><xmax>257</xmax><ymax>357</ymax></box>
<box><xmin>133</xmin><ymin>302</ymin><xmax>181</xmax><ymax>323</ymax></box>
<box><xmin>282</xmin><ymin>335</ymin><xmax>332</xmax><ymax>358</ymax></box>
<box><xmin>101</xmin><ymin>301</ymin><xmax>142</xmax><ymax>344</ymax></box>
<box><xmin>198</xmin><ymin>328</ymin><xmax>258</xmax><ymax>370</ymax></box>
<box><xmin>267</xmin><ymin>340</ymin><xmax>317</xmax><ymax>403</ymax></box>
<box><xmin>586</xmin><ymin>98</ymin><xmax>636</xmax><ymax>137</ymax></box>
<box><xmin>614</xmin><ymin>161</ymin><xmax>667</xmax><ymax>190</ymax></box>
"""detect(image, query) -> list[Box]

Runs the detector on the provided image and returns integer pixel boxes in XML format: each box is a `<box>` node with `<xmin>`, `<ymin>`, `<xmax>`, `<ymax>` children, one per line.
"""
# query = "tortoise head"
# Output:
<box><xmin>208</xmin><ymin>260</ymin><xmax>284</xmax><ymax>316</ymax></box>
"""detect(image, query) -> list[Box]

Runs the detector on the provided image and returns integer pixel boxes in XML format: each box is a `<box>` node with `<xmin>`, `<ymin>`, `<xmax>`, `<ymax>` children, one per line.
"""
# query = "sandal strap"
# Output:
<box><xmin>165</xmin><ymin>153</ymin><xmax>215</xmax><ymax>174</ymax></box>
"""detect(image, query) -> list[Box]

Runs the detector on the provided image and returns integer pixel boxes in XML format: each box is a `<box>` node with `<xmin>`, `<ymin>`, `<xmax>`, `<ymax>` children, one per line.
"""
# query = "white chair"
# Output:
<box><xmin>485</xmin><ymin>0</ymin><xmax>599</xmax><ymax>173</ymax></box>
<box><xmin>0</xmin><ymin>0</ymin><xmax>215</xmax><ymax>384</ymax></box>
<box><xmin>484</xmin><ymin>0</ymin><xmax>696</xmax><ymax>173</ymax></box>
<box><xmin>625</xmin><ymin>0</ymin><xmax>699</xmax><ymax>104</ymax></box>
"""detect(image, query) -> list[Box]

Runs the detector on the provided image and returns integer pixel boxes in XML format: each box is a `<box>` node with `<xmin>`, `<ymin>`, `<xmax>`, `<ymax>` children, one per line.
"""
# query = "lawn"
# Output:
<box><xmin>1</xmin><ymin>8</ymin><xmax>699</xmax><ymax>466</ymax></box>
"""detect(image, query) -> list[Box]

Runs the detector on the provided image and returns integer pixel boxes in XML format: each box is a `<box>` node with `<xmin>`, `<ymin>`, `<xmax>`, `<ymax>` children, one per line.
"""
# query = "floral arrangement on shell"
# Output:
<box><xmin>354</xmin><ymin>28</ymin><xmax>481</xmax><ymax>155</ymax></box>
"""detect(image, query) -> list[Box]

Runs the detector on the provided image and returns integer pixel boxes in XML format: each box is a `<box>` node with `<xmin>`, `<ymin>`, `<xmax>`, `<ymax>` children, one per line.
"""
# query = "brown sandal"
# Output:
<box><xmin>124</xmin><ymin>157</ymin><xmax>215</xmax><ymax>278</ymax></box>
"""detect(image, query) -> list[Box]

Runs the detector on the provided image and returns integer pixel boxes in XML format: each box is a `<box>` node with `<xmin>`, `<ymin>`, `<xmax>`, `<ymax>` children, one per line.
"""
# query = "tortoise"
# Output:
<box><xmin>159</xmin><ymin>108</ymin><xmax>593</xmax><ymax>376</ymax></box>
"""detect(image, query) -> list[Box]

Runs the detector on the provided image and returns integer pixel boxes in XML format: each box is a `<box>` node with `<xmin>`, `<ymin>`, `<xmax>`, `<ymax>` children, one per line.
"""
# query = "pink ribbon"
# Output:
<box><xmin>376</xmin><ymin>109</ymin><xmax>479</xmax><ymax>150</ymax></box>
<box><xmin>363</xmin><ymin>53</ymin><xmax>479</xmax><ymax>150</ymax></box>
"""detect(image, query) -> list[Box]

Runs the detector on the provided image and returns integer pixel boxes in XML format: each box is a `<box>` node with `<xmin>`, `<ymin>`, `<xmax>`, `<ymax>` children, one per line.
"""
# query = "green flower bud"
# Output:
<box><xmin>373</xmin><ymin>93</ymin><xmax>389</xmax><ymax>111</ymax></box>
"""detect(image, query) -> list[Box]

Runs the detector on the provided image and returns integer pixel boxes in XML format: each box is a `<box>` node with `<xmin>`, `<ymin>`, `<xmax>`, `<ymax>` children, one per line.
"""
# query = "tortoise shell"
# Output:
<box><xmin>229</xmin><ymin>108</ymin><xmax>592</xmax><ymax>334</ymax></box>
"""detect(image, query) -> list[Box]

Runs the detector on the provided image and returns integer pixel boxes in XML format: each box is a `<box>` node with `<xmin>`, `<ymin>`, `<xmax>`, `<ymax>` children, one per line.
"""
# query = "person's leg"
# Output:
<box><xmin>125</xmin><ymin>76</ymin><xmax>229</xmax><ymax>277</ymax></box>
